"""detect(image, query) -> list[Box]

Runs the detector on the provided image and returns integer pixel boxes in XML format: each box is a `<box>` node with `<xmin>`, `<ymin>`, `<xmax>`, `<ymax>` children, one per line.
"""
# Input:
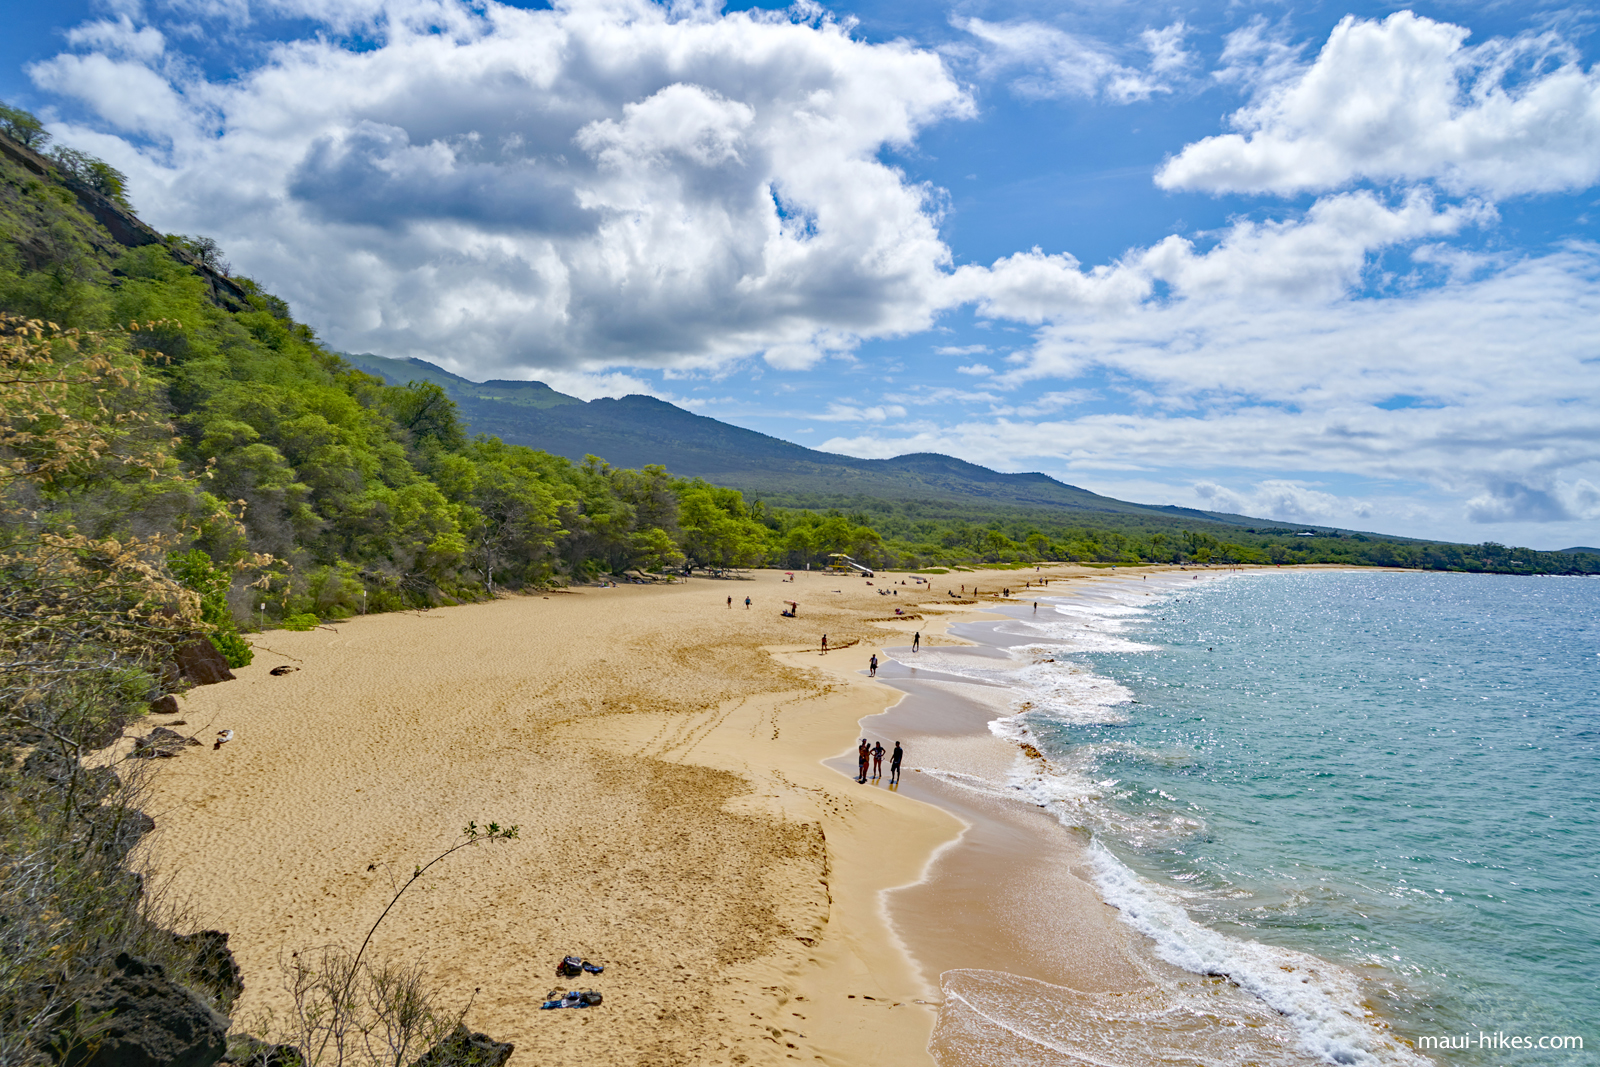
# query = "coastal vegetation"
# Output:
<box><xmin>799</xmin><ymin>500</ymin><xmax>1600</xmax><ymax>574</ymax></box>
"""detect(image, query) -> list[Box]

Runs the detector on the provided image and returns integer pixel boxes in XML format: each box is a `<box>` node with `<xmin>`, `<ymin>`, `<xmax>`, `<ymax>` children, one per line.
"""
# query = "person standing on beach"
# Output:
<box><xmin>912</xmin><ymin>631</ymin><xmax>920</xmax><ymax>652</ymax></box>
<box><xmin>821</xmin><ymin>634</ymin><xmax>828</xmax><ymax>654</ymax></box>
<box><xmin>727</xmin><ymin>596</ymin><xmax>732</xmax><ymax>608</ymax></box>
<box><xmin>889</xmin><ymin>742</ymin><xmax>903</xmax><ymax>784</ymax></box>
<box><xmin>871</xmin><ymin>741</ymin><xmax>886</xmax><ymax>779</ymax></box>
<box><xmin>745</xmin><ymin>596</ymin><xmax>751</xmax><ymax>609</ymax></box>
<box><xmin>869</xmin><ymin>653</ymin><xmax>878</xmax><ymax>677</ymax></box>
<box><xmin>857</xmin><ymin>739</ymin><xmax>870</xmax><ymax>783</ymax></box>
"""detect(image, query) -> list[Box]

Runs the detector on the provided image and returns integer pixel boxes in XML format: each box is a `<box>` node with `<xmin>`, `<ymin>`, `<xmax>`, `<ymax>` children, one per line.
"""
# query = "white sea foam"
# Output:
<box><xmin>1003</xmin><ymin>739</ymin><xmax>1208</xmax><ymax>848</ymax></box>
<box><xmin>891</xmin><ymin>644</ymin><xmax>1134</xmax><ymax>725</ymax></box>
<box><xmin>934</xmin><ymin>967</ymin><xmax>1316</xmax><ymax>1067</ymax></box>
<box><xmin>915</xmin><ymin>577</ymin><xmax>1435</xmax><ymax>1067</ymax></box>
<box><xmin>1087</xmin><ymin>842</ymin><xmax>1432</xmax><ymax>1067</ymax></box>
<box><xmin>994</xmin><ymin>596</ymin><xmax>1162</xmax><ymax>653</ymax></box>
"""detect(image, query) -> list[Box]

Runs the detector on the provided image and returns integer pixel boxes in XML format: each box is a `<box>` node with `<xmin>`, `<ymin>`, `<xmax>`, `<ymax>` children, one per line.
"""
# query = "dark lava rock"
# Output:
<box><xmin>174</xmin><ymin>640</ymin><xmax>235</xmax><ymax>687</ymax></box>
<box><xmin>170</xmin><ymin>931</ymin><xmax>243</xmax><ymax>1005</ymax></box>
<box><xmin>106</xmin><ymin>809</ymin><xmax>157</xmax><ymax>861</ymax></box>
<box><xmin>149</xmin><ymin>694</ymin><xmax>181</xmax><ymax>716</ymax></box>
<box><xmin>56</xmin><ymin>954</ymin><xmax>228</xmax><ymax>1067</ymax></box>
<box><xmin>409</xmin><ymin>1024</ymin><xmax>514</xmax><ymax>1067</ymax></box>
<box><xmin>22</xmin><ymin>752</ymin><xmax>118</xmax><ymax>798</ymax></box>
<box><xmin>268</xmin><ymin>665</ymin><xmax>299</xmax><ymax>676</ymax></box>
<box><xmin>133</xmin><ymin>728</ymin><xmax>191</xmax><ymax>759</ymax></box>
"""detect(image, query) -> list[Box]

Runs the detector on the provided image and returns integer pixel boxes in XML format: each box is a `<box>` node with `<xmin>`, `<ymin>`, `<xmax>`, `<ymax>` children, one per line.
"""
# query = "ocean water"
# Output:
<box><xmin>920</xmin><ymin>571</ymin><xmax>1598</xmax><ymax>1065</ymax></box>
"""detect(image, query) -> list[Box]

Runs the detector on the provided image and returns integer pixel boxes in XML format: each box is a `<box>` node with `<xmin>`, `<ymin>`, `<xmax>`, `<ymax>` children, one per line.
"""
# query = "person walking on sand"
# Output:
<box><xmin>857</xmin><ymin>739</ymin><xmax>870</xmax><ymax>783</ymax></box>
<box><xmin>889</xmin><ymin>741</ymin><xmax>903</xmax><ymax>784</ymax></box>
<box><xmin>869</xmin><ymin>653</ymin><xmax>878</xmax><ymax>677</ymax></box>
<box><xmin>871</xmin><ymin>741</ymin><xmax>886</xmax><ymax>780</ymax></box>
<box><xmin>821</xmin><ymin>634</ymin><xmax>829</xmax><ymax>654</ymax></box>
<box><xmin>912</xmin><ymin>631</ymin><xmax>920</xmax><ymax>653</ymax></box>
<box><xmin>745</xmin><ymin>596</ymin><xmax>751</xmax><ymax>609</ymax></box>
<box><xmin>727</xmin><ymin>596</ymin><xmax>732</xmax><ymax>608</ymax></box>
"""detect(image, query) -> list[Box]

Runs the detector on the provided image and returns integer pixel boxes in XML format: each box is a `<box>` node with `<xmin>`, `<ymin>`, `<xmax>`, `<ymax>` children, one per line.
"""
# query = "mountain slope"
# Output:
<box><xmin>344</xmin><ymin>352</ymin><xmax>1263</xmax><ymax>527</ymax></box>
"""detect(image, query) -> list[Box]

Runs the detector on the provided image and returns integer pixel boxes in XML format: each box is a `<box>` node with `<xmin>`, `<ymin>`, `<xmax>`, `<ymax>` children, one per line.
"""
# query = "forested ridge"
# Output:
<box><xmin>0</xmin><ymin>114</ymin><xmax>889</xmax><ymax>652</ymax></box>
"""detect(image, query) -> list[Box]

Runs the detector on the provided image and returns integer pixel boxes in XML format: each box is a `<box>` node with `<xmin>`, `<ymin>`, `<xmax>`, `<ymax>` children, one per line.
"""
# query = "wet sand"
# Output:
<box><xmin>838</xmin><ymin>678</ymin><xmax>1156</xmax><ymax>997</ymax></box>
<box><xmin>827</xmin><ymin>583</ymin><xmax>1381</xmax><ymax>1067</ymax></box>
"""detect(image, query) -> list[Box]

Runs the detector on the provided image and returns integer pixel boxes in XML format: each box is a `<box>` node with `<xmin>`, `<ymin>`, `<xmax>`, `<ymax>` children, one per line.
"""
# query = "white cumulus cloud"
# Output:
<box><xmin>32</xmin><ymin>0</ymin><xmax>971</xmax><ymax>377</ymax></box>
<box><xmin>946</xmin><ymin>190</ymin><xmax>1492</xmax><ymax>324</ymax></box>
<box><xmin>1157</xmin><ymin>11</ymin><xmax>1600</xmax><ymax>198</ymax></box>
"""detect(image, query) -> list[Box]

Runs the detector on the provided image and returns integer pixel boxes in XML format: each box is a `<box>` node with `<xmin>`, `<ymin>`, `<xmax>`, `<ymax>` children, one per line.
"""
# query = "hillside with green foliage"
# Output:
<box><xmin>344</xmin><ymin>351</ymin><xmax>1257</xmax><ymax>523</ymax></box>
<box><xmin>0</xmin><ymin>120</ymin><xmax>825</xmax><ymax>641</ymax></box>
<box><xmin>346</xmin><ymin>357</ymin><xmax>1600</xmax><ymax>578</ymax></box>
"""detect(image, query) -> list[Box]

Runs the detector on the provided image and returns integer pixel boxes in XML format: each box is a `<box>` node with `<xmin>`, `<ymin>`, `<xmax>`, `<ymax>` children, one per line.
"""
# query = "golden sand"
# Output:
<box><xmin>133</xmin><ymin>566</ymin><xmax>1208</xmax><ymax>1066</ymax></box>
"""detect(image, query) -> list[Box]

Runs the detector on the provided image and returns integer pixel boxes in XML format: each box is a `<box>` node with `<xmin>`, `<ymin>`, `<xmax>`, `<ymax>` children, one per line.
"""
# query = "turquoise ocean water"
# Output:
<box><xmin>985</xmin><ymin>571</ymin><xmax>1597</xmax><ymax>1064</ymax></box>
<box><xmin>908</xmin><ymin>575</ymin><xmax>1593</xmax><ymax>1067</ymax></box>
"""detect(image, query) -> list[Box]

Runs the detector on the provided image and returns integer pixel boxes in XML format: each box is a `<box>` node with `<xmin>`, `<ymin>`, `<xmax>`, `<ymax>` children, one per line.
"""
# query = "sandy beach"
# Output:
<box><xmin>128</xmin><ymin>565</ymin><xmax>1240</xmax><ymax>1066</ymax></box>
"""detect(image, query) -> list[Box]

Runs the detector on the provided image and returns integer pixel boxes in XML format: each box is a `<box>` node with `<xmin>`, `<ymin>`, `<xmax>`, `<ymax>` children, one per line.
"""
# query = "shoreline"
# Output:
<box><xmin>848</xmin><ymin>571</ymin><xmax>1442</xmax><ymax>1067</ymax></box>
<box><xmin>128</xmin><ymin>562</ymin><xmax>1383</xmax><ymax>1065</ymax></box>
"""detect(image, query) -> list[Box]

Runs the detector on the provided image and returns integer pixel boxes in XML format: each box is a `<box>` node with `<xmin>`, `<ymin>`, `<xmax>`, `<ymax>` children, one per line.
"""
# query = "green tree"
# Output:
<box><xmin>388</xmin><ymin>380</ymin><xmax>465</xmax><ymax>452</ymax></box>
<box><xmin>675</xmin><ymin>481</ymin><xmax>770</xmax><ymax>570</ymax></box>
<box><xmin>0</xmin><ymin>101</ymin><xmax>50</xmax><ymax>149</ymax></box>
<box><xmin>49</xmin><ymin>146</ymin><xmax>131</xmax><ymax>207</ymax></box>
<box><xmin>168</xmin><ymin>548</ymin><xmax>254</xmax><ymax>667</ymax></box>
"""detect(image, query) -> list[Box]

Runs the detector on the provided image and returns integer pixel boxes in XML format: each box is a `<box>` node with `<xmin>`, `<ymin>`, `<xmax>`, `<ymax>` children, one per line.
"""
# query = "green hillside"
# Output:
<box><xmin>343</xmin><ymin>351</ymin><xmax>1257</xmax><ymax>523</ymax></box>
<box><xmin>343</xmin><ymin>353</ymin><xmax>1600</xmax><ymax>575</ymax></box>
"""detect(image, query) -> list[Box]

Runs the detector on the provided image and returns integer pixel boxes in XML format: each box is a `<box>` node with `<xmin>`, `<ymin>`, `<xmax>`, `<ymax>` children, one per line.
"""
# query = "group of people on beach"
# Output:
<box><xmin>857</xmin><ymin>738</ymin><xmax>903</xmax><ymax>785</ymax></box>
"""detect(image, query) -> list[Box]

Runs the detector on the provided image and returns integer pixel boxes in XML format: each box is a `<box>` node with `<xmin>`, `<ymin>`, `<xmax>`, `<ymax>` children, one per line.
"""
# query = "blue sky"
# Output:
<box><xmin>5</xmin><ymin>0</ymin><xmax>1599</xmax><ymax>548</ymax></box>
